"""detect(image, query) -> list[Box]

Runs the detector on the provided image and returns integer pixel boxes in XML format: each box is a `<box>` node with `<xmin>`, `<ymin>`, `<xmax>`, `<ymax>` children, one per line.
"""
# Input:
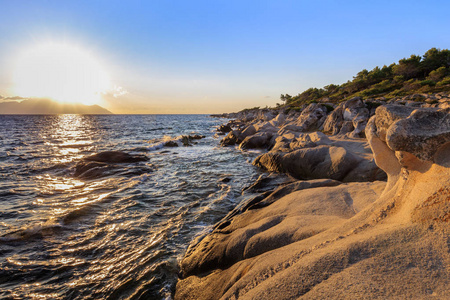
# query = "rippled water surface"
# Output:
<box><xmin>0</xmin><ymin>115</ymin><xmax>260</xmax><ymax>299</ymax></box>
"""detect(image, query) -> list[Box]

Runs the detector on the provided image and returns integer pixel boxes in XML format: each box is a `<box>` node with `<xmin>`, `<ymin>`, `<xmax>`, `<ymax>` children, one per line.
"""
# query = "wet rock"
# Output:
<box><xmin>217</xmin><ymin>124</ymin><xmax>232</xmax><ymax>133</ymax></box>
<box><xmin>220</xmin><ymin>130</ymin><xmax>241</xmax><ymax>146</ymax></box>
<box><xmin>165</xmin><ymin>141</ymin><xmax>179</xmax><ymax>147</ymax></box>
<box><xmin>220</xmin><ymin>125</ymin><xmax>259</xmax><ymax>147</ymax></box>
<box><xmin>83</xmin><ymin>151</ymin><xmax>148</xmax><ymax>163</ymax></box>
<box><xmin>75</xmin><ymin>151</ymin><xmax>149</xmax><ymax>179</ymax></box>
<box><xmin>219</xmin><ymin>177</ymin><xmax>232</xmax><ymax>183</ymax></box>
<box><xmin>74</xmin><ymin>161</ymin><xmax>114</xmax><ymax>179</ymax></box>
<box><xmin>188</xmin><ymin>134</ymin><xmax>205</xmax><ymax>140</ymax></box>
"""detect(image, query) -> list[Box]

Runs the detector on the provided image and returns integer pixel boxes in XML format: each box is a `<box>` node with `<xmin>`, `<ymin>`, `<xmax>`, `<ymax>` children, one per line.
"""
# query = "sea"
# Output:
<box><xmin>0</xmin><ymin>114</ymin><xmax>261</xmax><ymax>299</ymax></box>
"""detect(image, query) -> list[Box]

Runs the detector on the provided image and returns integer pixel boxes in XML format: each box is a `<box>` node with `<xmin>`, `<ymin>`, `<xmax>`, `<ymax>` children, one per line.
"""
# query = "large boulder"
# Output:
<box><xmin>269</xmin><ymin>113</ymin><xmax>286</xmax><ymax>127</ymax></box>
<box><xmin>239</xmin><ymin>132</ymin><xmax>273</xmax><ymax>150</ymax></box>
<box><xmin>295</xmin><ymin>103</ymin><xmax>328</xmax><ymax>132</ymax></box>
<box><xmin>374</xmin><ymin>104</ymin><xmax>416</xmax><ymax>141</ymax></box>
<box><xmin>323</xmin><ymin>98</ymin><xmax>371</xmax><ymax>137</ymax></box>
<box><xmin>240</xmin><ymin>124</ymin><xmax>257</xmax><ymax>138</ymax></box>
<box><xmin>323</xmin><ymin>105</ymin><xmax>344</xmax><ymax>135</ymax></box>
<box><xmin>253</xmin><ymin>145</ymin><xmax>358</xmax><ymax>181</ymax></box>
<box><xmin>385</xmin><ymin>108</ymin><xmax>450</xmax><ymax>161</ymax></box>
<box><xmin>74</xmin><ymin>151</ymin><xmax>150</xmax><ymax>179</ymax></box>
<box><xmin>220</xmin><ymin>130</ymin><xmax>241</xmax><ymax>146</ymax></box>
<box><xmin>348</xmin><ymin>108</ymin><xmax>370</xmax><ymax>138</ymax></box>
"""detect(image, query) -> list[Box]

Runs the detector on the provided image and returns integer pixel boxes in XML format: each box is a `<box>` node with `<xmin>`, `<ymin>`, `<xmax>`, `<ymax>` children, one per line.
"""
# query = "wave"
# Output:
<box><xmin>0</xmin><ymin>221</ymin><xmax>64</xmax><ymax>242</ymax></box>
<box><xmin>146</xmin><ymin>134</ymin><xmax>206</xmax><ymax>151</ymax></box>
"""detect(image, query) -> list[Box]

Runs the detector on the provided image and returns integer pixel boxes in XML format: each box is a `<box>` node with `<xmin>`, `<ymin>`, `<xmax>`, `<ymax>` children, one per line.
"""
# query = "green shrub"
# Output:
<box><xmin>427</xmin><ymin>66</ymin><xmax>446</xmax><ymax>81</ymax></box>
<box><xmin>419</xmin><ymin>79</ymin><xmax>436</xmax><ymax>86</ymax></box>
<box><xmin>388</xmin><ymin>89</ymin><xmax>406</xmax><ymax>97</ymax></box>
<box><xmin>437</xmin><ymin>76</ymin><xmax>450</xmax><ymax>86</ymax></box>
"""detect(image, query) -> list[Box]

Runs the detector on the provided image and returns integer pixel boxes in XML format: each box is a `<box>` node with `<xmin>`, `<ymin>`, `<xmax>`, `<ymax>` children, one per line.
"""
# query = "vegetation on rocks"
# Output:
<box><xmin>279</xmin><ymin>47</ymin><xmax>450</xmax><ymax>108</ymax></box>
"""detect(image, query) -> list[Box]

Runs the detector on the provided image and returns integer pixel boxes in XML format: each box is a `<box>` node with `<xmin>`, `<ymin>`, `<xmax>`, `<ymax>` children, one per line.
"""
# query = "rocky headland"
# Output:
<box><xmin>175</xmin><ymin>94</ymin><xmax>450</xmax><ymax>299</ymax></box>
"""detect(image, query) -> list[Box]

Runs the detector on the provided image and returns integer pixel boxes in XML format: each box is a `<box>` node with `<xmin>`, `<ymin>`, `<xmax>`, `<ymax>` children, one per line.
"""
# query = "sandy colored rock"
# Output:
<box><xmin>385</xmin><ymin>108</ymin><xmax>450</xmax><ymax>161</ymax></box>
<box><xmin>254</xmin><ymin>136</ymin><xmax>385</xmax><ymax>182</ymax></box>
<box><xmin>294</xmin><ymin>103</ymin><xmax>327</xmax><ymax>132</ymax></box>
<box><xmin>176</xmin><ymin>105</ymin><xmax>450</xmax><ymax>300</ymax></box>
<box><xmin>239</xmin><ymin>132</ymin><xmax>273</xmax><ymax>150</ymax></box>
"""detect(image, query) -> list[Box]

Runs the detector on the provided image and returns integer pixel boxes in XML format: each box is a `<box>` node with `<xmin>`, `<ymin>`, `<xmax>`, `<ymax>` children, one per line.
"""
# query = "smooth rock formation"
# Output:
<box><xmin>385</xmin><ymin>108</ymin><xmax>450</xmax><ymax>161</ymax></box>
<box><xmin>176</xmin><ymin>105</ymin><xmax>450</xmax><ymax>300</ymax></box>
<box><xmin>254</xmin><ymin>136</ymin><xmax>385</xmax><ymax>182</ymax></box>
<box><xmin>239</xmin><ymin>132</ymin><xmax>273</xmax><ymax>150</ymax></box>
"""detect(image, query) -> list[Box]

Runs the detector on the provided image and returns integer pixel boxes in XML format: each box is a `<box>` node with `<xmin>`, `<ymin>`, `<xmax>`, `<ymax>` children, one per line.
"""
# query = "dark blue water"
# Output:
<box><xmin>0</xmin><ymin>115</ymin><xmax>260</xmax><ymax>299</ymax></box>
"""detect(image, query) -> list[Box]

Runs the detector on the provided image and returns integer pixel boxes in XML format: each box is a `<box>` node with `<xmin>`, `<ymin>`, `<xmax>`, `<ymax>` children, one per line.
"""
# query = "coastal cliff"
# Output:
<box><xmin>175</xmin><ymin>97</ymin><xmax>450</xmax><ymax>299</ymax></box>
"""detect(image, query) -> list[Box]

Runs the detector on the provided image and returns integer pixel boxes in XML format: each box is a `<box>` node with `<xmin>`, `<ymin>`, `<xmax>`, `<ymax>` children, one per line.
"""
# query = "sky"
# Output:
<box><xmin>1</xmin><ymin>0</ymin><xmax>450</xmax><ymax>114</ymax></box>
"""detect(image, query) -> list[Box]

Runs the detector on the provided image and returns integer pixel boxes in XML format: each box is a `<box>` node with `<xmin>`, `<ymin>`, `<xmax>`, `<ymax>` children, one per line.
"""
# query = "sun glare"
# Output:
<box><xmin>13</xmin><ymin>43</ymin><xmax>111</xmax><ymax>105</ymax></box>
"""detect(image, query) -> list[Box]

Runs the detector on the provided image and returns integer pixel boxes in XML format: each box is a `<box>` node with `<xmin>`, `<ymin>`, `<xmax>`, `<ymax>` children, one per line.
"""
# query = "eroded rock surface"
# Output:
<box><xmin>176</xmin><ymin>105</ymin><xmax>450</xmax><ymax>300</ymax></box>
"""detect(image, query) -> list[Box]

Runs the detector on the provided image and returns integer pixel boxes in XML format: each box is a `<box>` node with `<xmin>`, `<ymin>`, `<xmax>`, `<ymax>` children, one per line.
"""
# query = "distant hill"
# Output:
<box><xmin>0</xmin><ymin>98</ymin><xmax>113</xmax><ymax>114</ymax></box>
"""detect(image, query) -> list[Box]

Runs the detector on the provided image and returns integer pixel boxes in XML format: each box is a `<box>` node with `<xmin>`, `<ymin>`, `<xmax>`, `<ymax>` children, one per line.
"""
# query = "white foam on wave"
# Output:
<box><xmin>146</xmin><ymin>135</ymin><xmax>185</xmax><ymax>151</ymax></box>
<box><xmin>146</xmin><ymin>141</ymin><xmax>166</xmax><ymax>151</ymax></box>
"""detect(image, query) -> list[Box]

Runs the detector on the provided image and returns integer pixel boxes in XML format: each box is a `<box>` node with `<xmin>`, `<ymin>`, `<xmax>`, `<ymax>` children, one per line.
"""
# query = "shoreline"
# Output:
<box><xmin>174</xmin><ymin>95</ymin><xmax>450</xmax><ymax>299</ymax></box>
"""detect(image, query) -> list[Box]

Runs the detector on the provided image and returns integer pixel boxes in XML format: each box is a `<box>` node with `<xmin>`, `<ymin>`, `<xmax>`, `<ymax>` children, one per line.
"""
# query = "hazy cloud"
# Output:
<box><xmin>99</xmin><ymin>86</ymin><xmax>128</xmax><ymax>98</ymax></box>
<box><xmin>0</xmin><ymin>95</ymin><xmax>28</xmax><ymax>102</ymax></box>
<box><xmin>112</xmin><ymin>86</ymin><xmax>128</xmax><ymax>98</ymax></box>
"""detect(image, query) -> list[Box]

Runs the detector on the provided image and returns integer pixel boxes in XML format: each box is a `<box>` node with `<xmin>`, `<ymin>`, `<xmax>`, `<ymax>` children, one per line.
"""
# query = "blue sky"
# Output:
<box><xmin>1</xmin><ymin>0</ymin><xmax>450</xmax><ymax>113</ymax></box>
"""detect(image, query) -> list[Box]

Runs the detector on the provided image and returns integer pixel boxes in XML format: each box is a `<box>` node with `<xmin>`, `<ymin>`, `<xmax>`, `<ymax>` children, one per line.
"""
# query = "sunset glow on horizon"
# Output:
<box><xmin>1</xmin><ymin>0</ymin><xmax>450</xmax><ymax>113</ymax></box>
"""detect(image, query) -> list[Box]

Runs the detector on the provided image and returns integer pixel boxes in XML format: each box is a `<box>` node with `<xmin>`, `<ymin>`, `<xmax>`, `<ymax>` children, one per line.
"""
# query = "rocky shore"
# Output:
<box><xmin>176</xmin><ymin>94</ymin><xmax>450</xmax><ymax>299</ymax></box>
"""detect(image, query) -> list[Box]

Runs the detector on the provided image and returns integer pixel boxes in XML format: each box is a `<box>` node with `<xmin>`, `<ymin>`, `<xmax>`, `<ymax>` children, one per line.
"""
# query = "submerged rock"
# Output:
<box><xmin>84</xmin><ymin>151</ymin><xmax>148</xmax><ymax>163</ymax></box>
<box><xmin>217</xmin><ymin>124</ymin><xmax>232</xmax><ymax>133</ymax></box>
<box><xmin>74</xmin><ymin>151</ymin><xmax>150</xmax><ymax>179</ymax></box>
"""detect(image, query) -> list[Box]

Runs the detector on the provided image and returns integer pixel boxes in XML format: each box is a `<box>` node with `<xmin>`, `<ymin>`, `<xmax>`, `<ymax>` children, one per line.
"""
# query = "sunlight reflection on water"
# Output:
<box><xmin>0</xmin><ymin>114</ymin><xmax>260</xmax><ymax>299</ymax></box>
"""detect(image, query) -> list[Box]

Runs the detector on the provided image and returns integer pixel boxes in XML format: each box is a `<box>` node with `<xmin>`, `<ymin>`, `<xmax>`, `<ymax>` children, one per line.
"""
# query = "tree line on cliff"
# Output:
<box><xmin>280</xmin><ymin>47</ymin><xmax>450</xmax><ymax>107</ymax></box>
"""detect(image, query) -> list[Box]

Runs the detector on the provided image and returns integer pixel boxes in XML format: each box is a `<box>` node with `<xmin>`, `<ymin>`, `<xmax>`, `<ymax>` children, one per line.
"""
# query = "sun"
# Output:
<box><xmin>13</xmin><ymin>42</ymin><xmax>111</xmax><ymax>105</ymax></box>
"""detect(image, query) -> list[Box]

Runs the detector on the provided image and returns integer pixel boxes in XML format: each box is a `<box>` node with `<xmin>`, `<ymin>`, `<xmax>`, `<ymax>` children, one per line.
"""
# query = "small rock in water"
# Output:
<box><xmin>165</xmin><ymin>141</ymin><xmax>179</xmax><ymax>147</ymax></box>
<box><xmin>217</xmin><ymin>124</ymin><xmax>232</xmax><ymax>133</ymax></box>
<box><xmin>75</xmin><ymin>151</ymin><xmax>150</xmax><ymax>179</ymax></box>
<box><xmin>84</xmin><ymin>151</ymin><xmax>148</xmax><ymax>163</ymax></box>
